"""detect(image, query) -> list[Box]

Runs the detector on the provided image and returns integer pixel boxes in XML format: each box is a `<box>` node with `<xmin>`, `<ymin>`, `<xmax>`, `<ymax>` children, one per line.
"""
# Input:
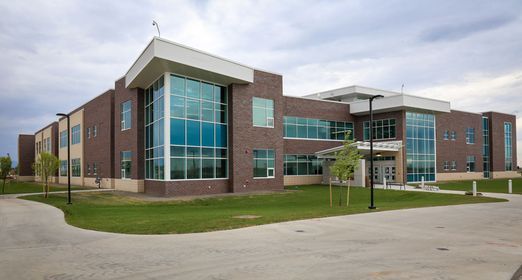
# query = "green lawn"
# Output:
<box><xmin>432</xmin><ymin>178</ymin><xmax>522</xmax><ymax>194</ymax></box>
<box><xmin>22</xmin><ymin>185</ymin><xmax>505</xmax><ymax>234</ymax></box>
<box><xmin>1</xmin><ymin>181</ymin><xmax>87</xmax><ymax>195</ymax></box>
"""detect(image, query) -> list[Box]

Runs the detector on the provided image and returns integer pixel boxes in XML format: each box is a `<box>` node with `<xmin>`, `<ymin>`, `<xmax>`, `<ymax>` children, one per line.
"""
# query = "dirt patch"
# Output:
<box><xmin>232</xmin><ymin>215</ymin><xmax>261</xmax><ymax>219</ymax></box>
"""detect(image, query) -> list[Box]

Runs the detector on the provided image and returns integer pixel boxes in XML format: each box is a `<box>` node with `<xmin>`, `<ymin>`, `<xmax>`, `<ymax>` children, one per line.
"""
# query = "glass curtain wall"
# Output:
<box><xmin>504</xmin><ymin>122</ymin><xmax>512</xmax><ymax>171</ymax></box>
<box><xmin>406</xmin><ymin>112</ymin><xmax>436</xmax><ymax>182</ymax></box>
<box><xmin>145</xmin><ymin>76</ymin><xmax>165</xmax><ymax>179</ymax></box>
<box><xmin>170</xmin><ymin>74</ymin><xmax>228</xmax><ymax>180</ymax></box>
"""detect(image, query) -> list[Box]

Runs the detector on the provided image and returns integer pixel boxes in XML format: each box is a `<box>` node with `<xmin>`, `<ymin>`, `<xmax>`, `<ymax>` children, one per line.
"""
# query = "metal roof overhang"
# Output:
<box><xmin>315</xmin><ymin>141</ymin><xmax>402</xmax><ymax>159</ymax></box>
<box><xmin>125</xmin><ymin>37</ymin><xmax>254</xmax><ymax>89</ymax></box>
<box><xmin>349</xmin><ymin>94</ymin><xmax>451</xmax><ymax>116</ymax></box>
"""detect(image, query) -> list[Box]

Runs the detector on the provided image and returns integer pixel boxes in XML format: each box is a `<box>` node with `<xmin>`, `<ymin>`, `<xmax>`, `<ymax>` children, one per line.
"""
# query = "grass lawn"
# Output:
<box><xmin>432</xmin><ymin>178</ymin><xmax>522</xmax><ymax>194</ymax></box>
<box><xmin>22</xmin><ymin>185</ymin><xmax>505</xmax><ymax>234</ymax></box>
<box><xmin>1</xmin><ymin>181</ymin><xmax>88</xmax><ymax>195</ymax></box>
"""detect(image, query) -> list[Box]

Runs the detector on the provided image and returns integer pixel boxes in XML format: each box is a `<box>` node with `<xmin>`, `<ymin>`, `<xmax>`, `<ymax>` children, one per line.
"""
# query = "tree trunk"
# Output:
<box><xmin>346</xmin><ymin>180</ymin><xmax>351</xmax><ymax>207</ymax></box>
<box><xmin>2</xmin><ymin>178</ymin><xmax>5</xmax><ymax>194</ymax></box>
<box><xmin>338</xmin><ymin>181</ymin><xmax>343</xmax><ymax>206</ymax></box>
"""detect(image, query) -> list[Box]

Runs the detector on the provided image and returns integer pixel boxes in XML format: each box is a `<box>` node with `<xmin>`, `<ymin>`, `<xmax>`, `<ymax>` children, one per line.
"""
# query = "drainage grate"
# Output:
<box><xmin>436</xmin><ymin>247</ymin><xmax>449</xmax><ymax>251</ymax></box>
<box><xmin>435</xmin><ymin>226</ymin><xmax>445</xmax><ymax>229</ymax></box>
<box><xmin>295</xmin><ymin>230</ymin><xmax>305</xmax><ymax>233</ymax></box>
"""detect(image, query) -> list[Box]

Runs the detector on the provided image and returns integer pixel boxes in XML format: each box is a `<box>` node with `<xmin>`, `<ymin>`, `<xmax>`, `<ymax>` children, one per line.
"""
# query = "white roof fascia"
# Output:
<box><xmin>125</xmin><ymin>37</ymin><xmax>255</xmax><ymax>88</ymax></box>
<box><xmin>349</xmin><ymin>94</ymin><xmax>450</xmax><ymax>115</ymax></box>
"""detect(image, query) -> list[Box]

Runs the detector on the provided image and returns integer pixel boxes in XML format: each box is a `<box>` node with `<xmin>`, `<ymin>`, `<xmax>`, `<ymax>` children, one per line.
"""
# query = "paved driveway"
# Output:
<box><xmin>0</xmin><ymin>193</ymin><xmax>521</xmax><ymax>280</ymax></box>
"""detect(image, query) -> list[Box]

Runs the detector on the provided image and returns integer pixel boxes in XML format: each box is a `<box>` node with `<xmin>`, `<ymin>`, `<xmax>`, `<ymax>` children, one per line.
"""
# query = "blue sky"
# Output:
<box><xmin>1</xmin><ymin>0</ymin><xmax>521</xmax><ymax>166</ymax></box>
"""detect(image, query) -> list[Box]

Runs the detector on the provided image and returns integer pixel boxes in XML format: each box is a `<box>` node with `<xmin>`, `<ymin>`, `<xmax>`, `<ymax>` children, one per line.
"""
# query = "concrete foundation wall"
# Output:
<box><xmin>437</xmin><ymin>172</ymin><xmax>484</xmax><ymax>181</ymax></box>
<box><xmin>114</xmin><ymin>179</ymin><xmax>144</xmax><ymax>192</ymax></box>
<box><xmin>16</xmin><ymin>176</ymin><xmax>34</xmax><ymax>182</ymax></box>
<box><xmin>491</xmin><ymin>171</ymin><xmax>520</xmax><ymax>179</ymax></box>
<box><xmin>284</xmin><ymin>175</ymin><xmax>322</xmax><ymax>186</ymax></box>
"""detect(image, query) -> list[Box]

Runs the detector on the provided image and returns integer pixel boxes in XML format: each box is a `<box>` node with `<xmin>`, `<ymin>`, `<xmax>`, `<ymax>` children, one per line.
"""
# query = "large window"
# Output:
<box><xmin>465</xmin><ymin>127</ymin><xmax>475</xmax><ymax>144</ymax></box>
<box><xmin>284</xmin><ymin>155</ymin><xmax>323</xmax><ymax>176</ymax></box>
<box><xmin>284</xmin><ymin>116</ymin><xmax>353</xmax><ymax>140</ymax></box>
<box><xmin>60</xmin><ymin>160</ymin><xmax>67</xmax><ymax>176</ymax></box>
<box><xmin>505</xmin><ymin>122</ymin><xmax>512</xmax><ymax>171</ymax></box>
<box><xmin>169</xmin><ymin>74</ymin><xmax>228</xmax><ymax>180</ymax></box>
<box><xmin>253</xmin><ymin>149</ymin><xmax>275</xmax><ymax>178</ymax></box>
<box><xmin>71</xmin><ymin>158</ymin><xmax>81</xmax><ymax>177</ymax></box>
<box><xmin>363</xmin><ymin>119</ymin><xmax>396</xmax><ymax>140</ymax></box>
<box><xmin>121</xmin><ymin>151</ymin><xmax>131</xmax><ymax>179</ymax></box>
<box><xmin>466</xmin><ymin>156</ymin><xmax>476</xmax><ymax>172</ymax></box>
<box><xmin>71</xmin><ymin>125</ymin><xmax>81</xmax><ymax>145</ymax></box>
<box><xmin>145</xmin><ymin>76</ymin><xmax>165</xmax><ymax>180</ymax></box>
<box><xmin>121</xmin><ymin>100</ymin><xmax>132</xmax><ymax>130</ymax></box>
<box><xmin>482</xmin><ymin>117</ymin><xmax>490</xmax><ymax>178</ymax></box>
<box><xmin>406</xmin><ymin>112</ymin><xmax>436</xmax><ymax>182</ymax></box>
<box><xmin>253</xmin><ymin>97</ymin><xmax>274</xmax><ymax>128</ymax></box>
<box><xmin>60</xmin><ymin>130</ymin><xmax>68</xmax><ymax>148</ymax></box>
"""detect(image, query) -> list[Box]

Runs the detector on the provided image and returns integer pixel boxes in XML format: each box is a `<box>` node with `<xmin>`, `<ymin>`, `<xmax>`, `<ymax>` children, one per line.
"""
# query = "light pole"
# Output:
<box><xmin>56</xmin><ymin>113</ymin><xmax>71</xmax><ymax>205</ymax></box>
<box><xmin>368</xmin><ymin>94</ymin><xmax>384</xmax><ymax>209</ymax></box>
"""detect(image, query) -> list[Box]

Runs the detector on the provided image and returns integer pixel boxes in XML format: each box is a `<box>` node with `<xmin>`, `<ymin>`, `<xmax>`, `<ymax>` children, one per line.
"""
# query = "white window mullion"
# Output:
<box><xmin>164</xmin><ymin>73</ymin><xmax>171</xmax><ymax>180</ymax></box>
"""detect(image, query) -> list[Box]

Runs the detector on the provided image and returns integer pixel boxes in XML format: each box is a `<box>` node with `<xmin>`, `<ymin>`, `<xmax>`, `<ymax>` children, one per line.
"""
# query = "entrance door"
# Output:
<box><xmin>383</xmin><ymin>165</ymin><xmax>396</xmax><ymax>182</ymax></box>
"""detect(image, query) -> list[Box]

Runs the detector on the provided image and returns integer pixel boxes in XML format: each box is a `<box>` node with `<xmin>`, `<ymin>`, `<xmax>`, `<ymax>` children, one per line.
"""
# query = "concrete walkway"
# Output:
<box><xmin>0</xmin><ymin>192</ymin><xmax>521</xmax><ymax>279</ymax></box>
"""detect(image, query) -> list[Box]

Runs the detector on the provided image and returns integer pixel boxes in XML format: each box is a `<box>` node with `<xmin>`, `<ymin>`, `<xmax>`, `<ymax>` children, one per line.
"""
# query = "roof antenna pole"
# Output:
<box><xmin>401</xmin><ymin>84</ymin><xmax>404</xmax><ymax>94</ymax></box>
<box><xmin>152</xmin><ymin>20</ymin><xmax>160</xmax><ymax>37</ymax></box>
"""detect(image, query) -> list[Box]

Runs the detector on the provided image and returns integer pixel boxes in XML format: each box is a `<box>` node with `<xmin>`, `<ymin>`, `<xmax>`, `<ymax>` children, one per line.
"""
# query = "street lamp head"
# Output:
<box><xmin>370</xmin><ymin>94</ymin><xmax>384</xmax><ymax>101</ymax></box>
<box><xmin>56</xmin><ymin>113</ymin><xmax>67</xmax><ymax>117</ymax></box>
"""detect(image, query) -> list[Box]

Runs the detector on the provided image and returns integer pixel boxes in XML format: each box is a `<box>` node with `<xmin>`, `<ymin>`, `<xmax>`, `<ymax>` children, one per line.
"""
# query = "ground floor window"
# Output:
<box><xmin>71</xmin><ymin>158</ymin><xmax>81</xmax><ymax>177</ymax></box>
<box><xmin>466</xmin><ymin>156</ymin><xmax>475</xmax><ymax>172</ymax></box>
<box><xmin>60</xmin><ymin>160</ymin><xmax>67</xmax><ymax>176</ymax></box>
<box><xmin>121</xmin><ymin>151</ymin><xmax>131</xmax><ymax>179</ymax></box>
<box><xmin>284</xmin><ymin>155</ymin><xmax>323</xmax><ymax>175</ymax></box>
<box><xmin>450</xmin><ymin>160</ymin><xmax>457</xmax><ymax>171</ymax></box>
<box><xmin>443</xmin><ymin>161</ymin><xmax>449</xmax><ymax>171</ymax></box>
<box><xmin>253</xmin><ymin>149</ymin><xmax>275</xmax><ymax>178</ymax></box>
<box><xmin>170</xmin><ymin>147</ymin><xmax>228</xmax><ymax>180</ymax></box>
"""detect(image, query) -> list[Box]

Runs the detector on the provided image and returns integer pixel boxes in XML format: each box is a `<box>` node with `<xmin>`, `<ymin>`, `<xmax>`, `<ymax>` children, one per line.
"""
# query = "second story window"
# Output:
<box><xmin>93</xmin><ymin>125</ymin><xmax>97</xmax><ymax>137</ymax></box>
<box><xmin>443</xmin><ymin>130</ymin><xmax>449</xmax><ymax>140</ymax></box>
<box><xmin>60</xmin><ymin>130</ymin><xmax>68</xmax><ymax>148</ymax></box>
<box><xmin>87</xmin><ymin>127</ymin><xmax>91</xmax><ymax>139</ymax></box>
<box><xmin>252</xmin><ymin>97</ymin><xmax>274</xmax><ymax>128</ymax></box>
<box><xmin>71</xmin><ymin>125</ymin><xmax>81</xmax><ymax>145</ymax></box>
<box><xmin>121</xmin><ymin>100</ymin><xmax>132</xmax><ymax>130</ymax></box>
<box><xmin>466</xmin><ymin>128</ymin><xmax>475</xmax><ymax>144</ymax></box>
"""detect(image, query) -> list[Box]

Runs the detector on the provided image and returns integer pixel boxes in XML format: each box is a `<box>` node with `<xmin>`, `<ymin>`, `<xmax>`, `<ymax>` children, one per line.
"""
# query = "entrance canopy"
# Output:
<box><xmin>315</xmin><ymin>141</ymin><xmax>402</xmax><ymax>159</ymax></box>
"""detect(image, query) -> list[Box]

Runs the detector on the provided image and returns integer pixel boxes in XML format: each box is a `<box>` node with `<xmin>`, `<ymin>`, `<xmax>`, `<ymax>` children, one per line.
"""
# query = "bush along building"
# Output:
<box><xmin>17</xmin><ymin>37</ymin><xmax>519</xmax><ymax>196</ymax></box>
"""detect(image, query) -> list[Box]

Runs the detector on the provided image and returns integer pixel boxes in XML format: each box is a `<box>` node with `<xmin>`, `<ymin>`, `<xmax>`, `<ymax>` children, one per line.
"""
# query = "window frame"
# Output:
<box><xmin>253</xmin><ymin>149</ymin><xmax>275</xmax><ymax>179</ymax></box>
<box><xmin>121</xmin><ymin>100</ymin><xmax>132</xmax><ymax>131</ymax></box>
<box><xmin>252</xmin><ymin>97</ymin><xmax>274</xmax><ymax>128</ymax></box>
<box><xmin>71</xmin><ymin>125</ymin><xmax>81</xmax><ymax>145</ymax></box>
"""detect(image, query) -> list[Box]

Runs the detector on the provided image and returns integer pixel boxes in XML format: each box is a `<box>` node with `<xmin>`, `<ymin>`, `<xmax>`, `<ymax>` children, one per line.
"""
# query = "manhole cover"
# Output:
<box><xmin>232</xmin><ymin>215</ymin><xmax>261</xmax><ymax>219</ymax></box>
<box><xmin>436</xmin><ymin>247</ymin><xmax>449</xmax><ymax>251</ymax></box>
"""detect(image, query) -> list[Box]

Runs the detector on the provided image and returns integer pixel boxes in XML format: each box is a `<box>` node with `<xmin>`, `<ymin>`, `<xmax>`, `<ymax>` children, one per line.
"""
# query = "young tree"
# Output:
<box><xmin>33</xmin><ymin>152</ymin><xmax>60</xmax><ymax>198</ymax></box>
<box><xmin>330</xmin><ymin>132</ymin><xmax>362</xmax><ymax>206</ymax></box>
<box><xmin>0</xmin><ymin>156</ymin><xmax>12</xmax><ymax>194</ymax></box>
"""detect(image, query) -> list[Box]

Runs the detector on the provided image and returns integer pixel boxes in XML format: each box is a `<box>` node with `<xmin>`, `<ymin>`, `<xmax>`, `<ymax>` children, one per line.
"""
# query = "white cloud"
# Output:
<box><xmin>0</xmin><ymin>0</ymin><xmax>521</xmax><ymax>167</ymax></box>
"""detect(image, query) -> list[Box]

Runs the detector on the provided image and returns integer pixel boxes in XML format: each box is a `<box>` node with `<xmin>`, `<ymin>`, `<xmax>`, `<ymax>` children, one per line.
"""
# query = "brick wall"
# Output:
<box><xmin>17</xmin><ymin>134</ymin><xmax>35</xmax><ymax>176</ymax></box>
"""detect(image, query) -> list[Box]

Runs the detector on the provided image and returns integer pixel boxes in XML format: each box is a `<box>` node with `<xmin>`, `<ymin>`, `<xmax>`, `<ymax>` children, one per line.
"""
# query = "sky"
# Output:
<box><xmin>0</xmin><ymin>0</ymin><xmax>521</xmax><ymax>167</ymax></box>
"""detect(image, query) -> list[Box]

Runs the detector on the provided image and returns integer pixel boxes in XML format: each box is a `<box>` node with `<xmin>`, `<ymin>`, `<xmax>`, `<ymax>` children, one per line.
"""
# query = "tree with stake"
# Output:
<box><xmin>330</xmin><ymin>132</ymin><xmax>362</xmax><ymax>206</ymax></box>
<box><xmin>0</xmin><ymin>156</ymin><xmax>12</xmax><ymax>194</ymax></box>
<box><xmin>33</xmin><ymin>152</ymin><xmax>60</xmax><ymax>198</ymax></box>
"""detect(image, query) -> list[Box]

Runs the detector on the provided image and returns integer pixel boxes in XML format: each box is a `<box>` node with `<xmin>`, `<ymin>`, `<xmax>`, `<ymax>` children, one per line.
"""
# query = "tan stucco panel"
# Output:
<box><xmin>437</xmin><ymin>172</ymin><xmax>484</xmax><ymax>181</ymax></box>
<box><xmin>491</xmin><ymin>171</ymin><xmax>520</xmax><ymax>179</ymax></box>
<box><xmin>114</xmin><ymin>179</ymin><xmax>144</xmax><ymax>192</ymax></box>
<box><xmin>284</xmin><ymin>175</ymin><xmax>322</xmax><ymax>186</ymax></box>
<box><xmin>58</xmin><ymin>109</ymin><xmax>84</xmax><ymax>185</ymax></box>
